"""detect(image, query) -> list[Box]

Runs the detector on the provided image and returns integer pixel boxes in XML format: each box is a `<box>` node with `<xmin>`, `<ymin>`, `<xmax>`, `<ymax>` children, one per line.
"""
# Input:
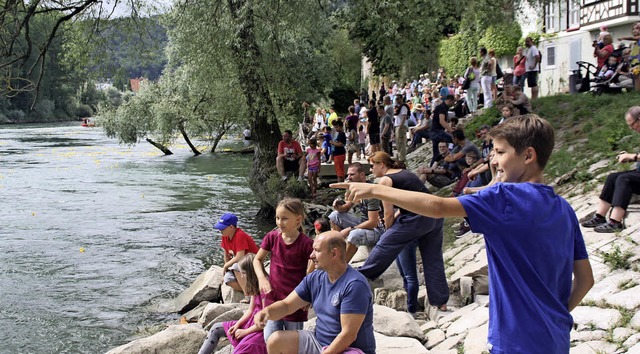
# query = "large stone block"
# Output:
<box><xmin>571</xmin><ymin>306</ymin><xmax>622</xmax><ymax>331</ymax></box>
<box><xmin>374</xmin><ymin>332</ymin><xmax>428</xmax><ymax>354</ymax></box>
<box><xmin>106</xmin><ymin>324</ymin><xmax>206</xmax><ymax>354</ymax></box>
<box><xmin>372</xmin><ymin>304</ymin><xmax>424</xmax><ymax>340</ymax></box>
<box><xmin>197</xmin><ymin>303</ymin><xmax>238</xmax><ymax>328</ymax></box>
<box><xmin>174</xmin><ymin>266</ymin><xmax>224</xmax><ymax>313</ymax></box>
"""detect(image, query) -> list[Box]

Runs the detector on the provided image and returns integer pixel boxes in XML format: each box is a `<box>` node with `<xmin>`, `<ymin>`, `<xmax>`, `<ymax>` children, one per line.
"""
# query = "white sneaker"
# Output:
<box><xmin>281</xmin><ymin>176</ymin><xmax>288</xmax><ymax>181</ymax></box>
<box><xmin>297</xmin><ymin>176</ymin><xmax>304</xmax><ymax>182</ymax></box>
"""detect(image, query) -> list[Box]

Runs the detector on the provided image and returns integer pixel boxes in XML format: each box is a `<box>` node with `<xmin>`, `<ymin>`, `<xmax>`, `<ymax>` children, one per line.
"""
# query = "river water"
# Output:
<box><xmin>0</xmin><ymin>122</ymin><xmax>270</xmax><ymax>353</ymax></box>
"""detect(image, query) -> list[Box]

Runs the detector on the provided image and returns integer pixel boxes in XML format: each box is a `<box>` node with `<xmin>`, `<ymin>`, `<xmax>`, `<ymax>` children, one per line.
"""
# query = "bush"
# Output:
<box><xmin>33</xmin><ymin>99</ymin><xmax>56</xmax><ymax>121</ymax></box>
<box><xmin>328</xmin><ymin>86</ymin><xmax>357</xmax><ymax>115</ymax></box>
<box><xmin>478</xmin><ymin>22</ymin><xmax>523</xmax><ymax>57</ymax></box>
<box><xmin>6</xmin><ymin>109</ymin><xmax>25</xmax><ymax>122</ymax></box>
<box><xmin>76</xmin><ymin>104</ymin><xmax>94</xmax><ymax>117</ymax></box>
<box><xmin>439</xmin><ymin>33</ymin><xmax>479</xmax><ymax>77</ymax></box>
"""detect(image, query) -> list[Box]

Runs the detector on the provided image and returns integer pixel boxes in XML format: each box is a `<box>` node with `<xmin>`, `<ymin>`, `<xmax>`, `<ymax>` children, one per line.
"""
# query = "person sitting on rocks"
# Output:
<box><xmin>417</xmin><ymin>141</ymin><xmax>457</xmax><ymax>188</ymax></box>
<box><xmin>276</xmin><ymin>130</ymin><xmax>306</xmax><ymax>182</ymax></box>
<box><xmin>409</xmin><ymin>108</ymin><xmax>431</xmax><ymax>150</ymax></box>
<box><xmin>198</xmin><ymin>254</ymin><xmax>267</xmax><ymax>354</ymax></box>
<box><xmin>255</xmin><ymin>231</ymin><xmax>376</xmax><ymax>354</ymax></box>
<box><xmin>313</xmin><ymin>218</ymin><xmax>331</xmax><ymax>237</ymax></box>
<box><xmin>429</xmin><ymin>94</ymin><xmax>455</xmax><ymax>166</ymax></box>
<box><xmin>465</xmin><ymin>125</ymin><xmax>494</xmax><ymax>189</ymax></box>
<box><xmin>442</xmin><ymin>130</ymin><xmax>481</xmax><ymax>180</ymax></box>
<box><xmin>328</xmin><ymin>162</ymin><xmax>384</xmax><ymax>263</ymax></box>
<box><xmin>214</xmin><ymin>213</ymin><xmax>259</xmax><ymax>295</ymax></box>
<box><xmin>498</xmin><ymin>104</ymin><xmax>515</xmax><ymax>125</ymax></box>
<box><xmin>581</xmin><ymin>106</ymin><xmax>640</xmax><ymax>233</ymax></box>
<box><xmin>506</xmin><ymin>85</ymin><xmax>532</xmax><ymax>115</ymax></box>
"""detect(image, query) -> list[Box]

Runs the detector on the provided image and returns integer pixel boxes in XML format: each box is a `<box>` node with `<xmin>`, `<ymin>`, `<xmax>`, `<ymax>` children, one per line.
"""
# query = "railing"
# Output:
<box><xmin>580</xmin><ymin>0</ymin><xmax>639</xmax><ymax>26</ymax></box>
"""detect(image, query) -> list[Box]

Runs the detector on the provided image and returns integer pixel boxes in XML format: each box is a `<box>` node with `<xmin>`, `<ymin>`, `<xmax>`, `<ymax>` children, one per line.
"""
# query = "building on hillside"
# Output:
<box><xmin>535</xmin><ymin>0</ymin><xmax>640</xmax><ymax>96</ymax></box>
<box><xmin>130</xmin><ymin>78</ymin><xmax>145</xmax><ymax>93</ymax></box>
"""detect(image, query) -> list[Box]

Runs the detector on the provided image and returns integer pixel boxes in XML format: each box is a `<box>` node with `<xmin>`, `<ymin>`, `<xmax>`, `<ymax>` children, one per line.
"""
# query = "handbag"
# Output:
<box><xmin>462</xmin><ymin>68</ymin><xmax>472</xmax><ymax>90</ymax></box>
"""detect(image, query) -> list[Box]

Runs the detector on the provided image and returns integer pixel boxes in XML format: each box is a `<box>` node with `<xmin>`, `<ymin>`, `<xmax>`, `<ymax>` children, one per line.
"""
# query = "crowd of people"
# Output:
<box><xmin>198</xmin><ymin>33</ymin><xmax>640</xmax><ymax>353</ymax></box>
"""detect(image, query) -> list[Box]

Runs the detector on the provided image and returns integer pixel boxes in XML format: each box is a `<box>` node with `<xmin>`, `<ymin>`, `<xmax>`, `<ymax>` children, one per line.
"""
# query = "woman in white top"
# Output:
<box><xmin>312</xmin><ymin>108</ymin><xmax>325</xmax><ymax>133</ymax></box>
<box><xmin>465</xmin><ymin>57</ymin><xmax>481</xmax><ymax>113</ymax></box>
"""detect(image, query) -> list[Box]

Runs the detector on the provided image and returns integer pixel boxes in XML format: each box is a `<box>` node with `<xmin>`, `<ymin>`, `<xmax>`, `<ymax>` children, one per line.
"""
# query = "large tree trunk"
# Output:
<box><xmin>146</xmin><ymin>138</ymin><xmax>173</xmax><ymax>155</ymax></box>
<box><xmin>179</xmin><ymin>123</ymin><xmax>201</xmax><ymax>156</ymax></box>
<box><xmin>227</xmin><ymin>0</ymin><xmax>282</xmax><ymax>218</ymax></box>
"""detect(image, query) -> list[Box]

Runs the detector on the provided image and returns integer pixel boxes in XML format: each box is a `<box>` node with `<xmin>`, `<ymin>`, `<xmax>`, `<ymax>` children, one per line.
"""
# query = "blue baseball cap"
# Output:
<box><xmin>214</xmin><ymin>213</ymin><xmax>238</xmax><ymax>230</ymax></box>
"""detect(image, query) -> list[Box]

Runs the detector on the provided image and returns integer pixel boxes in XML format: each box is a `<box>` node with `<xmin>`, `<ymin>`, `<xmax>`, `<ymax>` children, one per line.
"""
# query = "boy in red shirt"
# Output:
<box><xmin>214</xmin><ymin>213</ymin><xmax>259</xmax><ymax>294</ymax></box>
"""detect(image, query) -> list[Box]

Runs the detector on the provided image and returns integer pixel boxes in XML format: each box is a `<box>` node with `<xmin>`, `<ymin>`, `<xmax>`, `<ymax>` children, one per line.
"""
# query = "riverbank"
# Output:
<box><xmin>106</xmin><ymin>94</ymin><xmax>640</xmax><ymax>353</ymax></box>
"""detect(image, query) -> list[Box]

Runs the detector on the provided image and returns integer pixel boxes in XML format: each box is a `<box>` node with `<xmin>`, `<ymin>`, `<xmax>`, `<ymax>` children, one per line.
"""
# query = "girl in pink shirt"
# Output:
<box><xmin>306</xmin><ymin>138</ymin><xmax>322</xmax><ymax>198</ymax></box>
<box><xmin>252</xmin><ymin>198</ymin><xmax>314</xmax><ymax>341</ymax></box>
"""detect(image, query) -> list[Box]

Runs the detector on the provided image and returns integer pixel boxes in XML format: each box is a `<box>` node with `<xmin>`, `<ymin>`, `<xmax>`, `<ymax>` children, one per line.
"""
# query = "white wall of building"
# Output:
<box><xmin>538</xmin><ymin>19</ymin><xmax>638</xmax><ymax>97</ymax></box>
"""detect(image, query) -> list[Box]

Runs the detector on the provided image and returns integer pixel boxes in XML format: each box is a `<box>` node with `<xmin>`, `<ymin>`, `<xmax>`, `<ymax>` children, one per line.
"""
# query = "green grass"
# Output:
<box><xmin>465</xmin><ymin>92</ymin><xmax>640</xmax><ymax>194</ymax></box>
<box><xmin>600</xmin><ymin>245</ymin><xmax>633</xmax><ymax>271</ymax></box>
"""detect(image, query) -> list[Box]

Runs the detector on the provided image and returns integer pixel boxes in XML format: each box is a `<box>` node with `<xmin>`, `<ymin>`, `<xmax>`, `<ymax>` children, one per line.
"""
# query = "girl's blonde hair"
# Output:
<box><xmin>277</xmin><ymin>198</ymin><xmax>305</xmax><ymax>232</ymax></box>
<box><xmin>238</xmin><ymin>253</ymin><xmax>261</xmax><ymax>296</ymax></box>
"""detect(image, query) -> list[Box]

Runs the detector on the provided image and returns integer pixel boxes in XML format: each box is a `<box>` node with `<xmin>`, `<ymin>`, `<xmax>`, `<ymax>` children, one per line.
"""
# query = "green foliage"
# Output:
<box><xmin>478</xmin><ymin>22</ymin><xmax>522</xmax><ymax>57</ymax></box>
<box><xmin>329</xmin><ymin>87</ymin><xmax>358</xmax><ymax>114</ymax></box>
<box><xmin>519</xmin><ymin>32</ymin><xmax>541</xmax><ymax>47</ymax></box>
<box><xmin>439</xmin><ymin>34</ymin><xmax>478</xmax><ymax>78</ymax></box>
<box><xmin>464</xmin><ymin>105</ymin><xmax>501</xmax><ymax>136</ymax></box>
<box><xmin>348</xmin><ymin>0</ymin><xmax>460</xmax><ymax>77</ymax></box>
<box><xmin>600</xmin><ymin>245</ymin><xmax>632</xmax><ymax>270</ymax></box>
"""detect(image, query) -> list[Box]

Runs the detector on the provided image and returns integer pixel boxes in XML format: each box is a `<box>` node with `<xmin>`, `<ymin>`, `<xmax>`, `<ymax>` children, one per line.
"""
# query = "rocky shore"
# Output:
<box><xmin>106</xmin><ymin>144</ymin><xmax>640</xmax><ymax>354</ymax></box>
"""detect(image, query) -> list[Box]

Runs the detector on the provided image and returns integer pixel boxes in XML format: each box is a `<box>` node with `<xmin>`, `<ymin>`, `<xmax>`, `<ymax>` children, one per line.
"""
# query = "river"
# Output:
<box><xmin>0</xmin><ymin>122</ymin><xmax>270</xmax><ymax>353</ymax></box>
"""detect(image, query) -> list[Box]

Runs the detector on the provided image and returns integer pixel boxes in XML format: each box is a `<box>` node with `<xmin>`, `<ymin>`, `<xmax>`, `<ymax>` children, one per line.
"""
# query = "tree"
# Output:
<box><xmin>100</xmin><ymin>65</ymin><xmax>242</xmax><ymax>156</ymax></box>
<box><xmin>154</xmin><ymin>0</ymin><xmax>336</xmax><ymax>215</ymax></box>
<box><xmin>347</xmin><ymin>0</ymin><xmax>462</xmax><ymax>77</ymax></box>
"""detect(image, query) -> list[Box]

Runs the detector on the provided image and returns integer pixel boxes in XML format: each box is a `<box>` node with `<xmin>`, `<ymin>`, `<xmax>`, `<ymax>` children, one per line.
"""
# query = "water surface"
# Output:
<box><xmin>0</xmin><ymin>122</ymin><xmax>268</xmax><ymax>353</ymax></box>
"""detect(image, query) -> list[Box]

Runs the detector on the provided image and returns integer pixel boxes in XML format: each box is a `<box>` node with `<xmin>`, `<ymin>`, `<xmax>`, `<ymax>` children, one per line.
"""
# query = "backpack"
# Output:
<box><xmin>496</xmin><ymin>62</ymin><xmax>504</xmax><ymax>79</ymax></box>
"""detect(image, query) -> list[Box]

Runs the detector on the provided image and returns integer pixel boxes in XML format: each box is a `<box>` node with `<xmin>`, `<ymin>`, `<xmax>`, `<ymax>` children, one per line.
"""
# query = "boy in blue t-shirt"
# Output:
<box><xmin>332</xmin><ymin>114</ymin><xmax>594</xmax><ymax>354</ymax></box>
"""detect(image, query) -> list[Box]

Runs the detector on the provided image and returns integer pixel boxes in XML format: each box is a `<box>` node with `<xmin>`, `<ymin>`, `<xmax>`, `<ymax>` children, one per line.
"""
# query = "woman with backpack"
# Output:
<box><xmin>464</xmin><ymin>57</ymin><xmax>481</xmax><ymax>113</ymax></box>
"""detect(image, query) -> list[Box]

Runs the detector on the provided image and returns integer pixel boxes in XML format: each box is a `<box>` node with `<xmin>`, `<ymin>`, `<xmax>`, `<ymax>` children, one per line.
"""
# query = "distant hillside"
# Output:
<box><xmin>89</xmin><ymin>16</ymin><xmax>168</xmax><ymax>82</ymax></box>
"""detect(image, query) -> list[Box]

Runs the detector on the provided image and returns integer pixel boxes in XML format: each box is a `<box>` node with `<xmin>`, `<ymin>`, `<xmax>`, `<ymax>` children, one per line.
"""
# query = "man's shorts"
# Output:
<box><xmin>284</xmin><ymin>158</ymin><xmax>301</xmax><ymax>173</ymax></box>
<box><xmin>223</xmin><ymin>262</ymin><xmax>241</xmax><ymax>284</ymax></box>
<box><xmin>297</xmin><ymin>330</ymin><xmax>323</xmax><ymax>354</ymax></box>
<box><xmin>346</xmin><ymin>227</ymin><xmax>383</xmax><ymax>247</ymax></box>
<box><xmin>526</xmin><ymin>71</ymin><xmax>538</xmax><ymax>87</ymax></box>
<box><xmin>297</xmin><ymin>330</ymin><xmax>366</xmax><ymax>354</ymax></box>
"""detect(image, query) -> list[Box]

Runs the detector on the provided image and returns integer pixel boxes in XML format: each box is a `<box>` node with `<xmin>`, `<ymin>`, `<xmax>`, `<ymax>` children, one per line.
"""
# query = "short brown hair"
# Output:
<box><xmin>324</xmin><ymin>233</ymin><xmax>347</xmax><ymax>262</ymax></box>
<box><xmin>489</xmin><ymin>114</ymin><xmax>555</xmax><ymax>169</ymax></box>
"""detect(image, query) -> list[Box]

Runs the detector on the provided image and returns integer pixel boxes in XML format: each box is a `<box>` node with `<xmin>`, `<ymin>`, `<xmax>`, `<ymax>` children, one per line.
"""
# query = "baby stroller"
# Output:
<box><xmin>574</xmin><ymin>46</ymin><xmax>629</xmax><ymax>95</ymax></box>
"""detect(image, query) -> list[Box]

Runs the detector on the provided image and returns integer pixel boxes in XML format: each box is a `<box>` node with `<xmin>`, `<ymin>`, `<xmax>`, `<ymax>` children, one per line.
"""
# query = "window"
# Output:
<box><xmin>545</xmin><ymin>3</ymin><xmax>557</xmax><ymax>33</ymax></box>
<box><xmin>546</xmin><ymin>46</ymin><xmax>556</xmax><ymax>68</ymax></box>
<box><xmin>568</xmin><ymin>0</ymin><xmax>580</xmax><ymax>29</ymax></box>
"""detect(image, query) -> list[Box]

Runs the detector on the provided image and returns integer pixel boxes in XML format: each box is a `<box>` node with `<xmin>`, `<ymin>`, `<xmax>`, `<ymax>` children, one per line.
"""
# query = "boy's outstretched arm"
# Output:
<box><xmin>568</xmin><ymin>259</ymin><xmax>594</xmax><ymax>311</ymax></box>
<box><xmin>330</xmin><ymin>182</ymin><xmax>467</xmax><ymax>219</ymax></box>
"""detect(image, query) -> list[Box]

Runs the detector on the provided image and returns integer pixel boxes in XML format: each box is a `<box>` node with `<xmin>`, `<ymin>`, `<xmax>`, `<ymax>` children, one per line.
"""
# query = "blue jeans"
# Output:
<box><xmin>358</xmin><ymin>213</ymin><xmax>449</xmax><ymax>307</ymax></box>
<box><xmin>263</xmin><ymin>320</ymin><xmax>304</xmax><ymax>341</ymax></box>
<box><xmin>396</xmin><ymin>241</ymin><xmax>419</xmax><ymax>313</ymax></box>
<box><xmin>411</xmin><ymin>129</ymin><xmax>430</xmax><ymax>147</ymax></box>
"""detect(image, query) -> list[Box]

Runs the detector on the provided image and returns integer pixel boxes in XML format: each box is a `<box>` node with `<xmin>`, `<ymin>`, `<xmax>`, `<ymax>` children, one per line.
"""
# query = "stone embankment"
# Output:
<box><xmin>106</xmin><ymin>145</ymin><xmax>640</xmax><ymax>354</ymax></box>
